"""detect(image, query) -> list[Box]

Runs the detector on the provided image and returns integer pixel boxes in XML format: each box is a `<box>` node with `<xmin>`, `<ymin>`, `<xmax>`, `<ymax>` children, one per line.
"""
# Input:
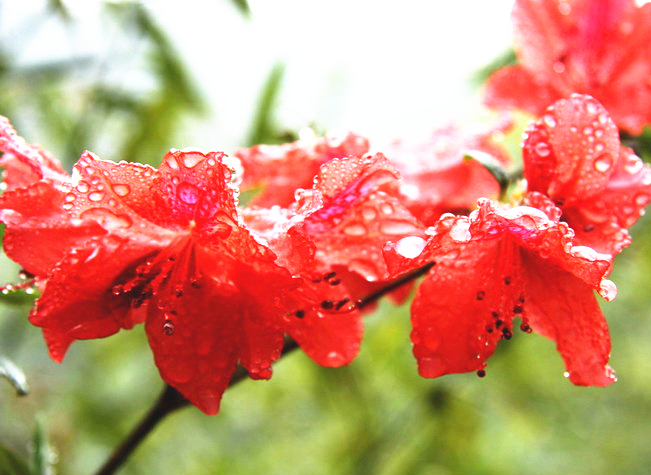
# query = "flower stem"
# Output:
<box><xmin>92</xmin><ymin>261</ymin><xmax>434</xmax><ymax>475</ymax></box>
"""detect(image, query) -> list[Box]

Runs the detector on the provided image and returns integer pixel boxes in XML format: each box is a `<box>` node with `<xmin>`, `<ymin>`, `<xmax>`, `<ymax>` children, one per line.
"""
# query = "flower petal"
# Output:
<box><xmin>522</xmin><ymin>251</ymin><xmax>615</xmax><ymax>386</ymax></box>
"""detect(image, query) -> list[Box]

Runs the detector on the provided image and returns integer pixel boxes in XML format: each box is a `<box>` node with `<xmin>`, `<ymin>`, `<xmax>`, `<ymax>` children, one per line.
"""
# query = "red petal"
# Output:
<box><xmin>522</xmin><ymin>251</ymin><xmax>615</xmax><ymax>386</ymax></box>
<box><xmin>523</xmin><ymin>95</ymin><xmax>621</xmax><ymax>202</ymax></box>
<box><xmin>0</xmin><ymin>116</ymin><xmax>68</xmax><ymax>190</ymax></box>
<box><xmin>483</xmin><ymin>66</ymin><xmax>560</xmax><ymax>116</ymax></box>
<box><xmin>146</xmin><ymin>276</ymin><xmax>242</xmax><ymax>416</ymax></box>
<box><xmin>0</xmin><ymin>181</ymin><xmax>107</xmax><ymax>276</ymax></box>
<box><xmin>29</xmin><ymin>237</ymin><xmax>155</xmax><ymax>361</ymax></box>
<box><xmin>153</xmin><ymin>149</ymin><xmax>239</xmax><ymax>230</ymax></box>
<box><xmin>283</xmin><ymin>279</ymin><xmax>362</xmax><ymax>367</ymax></box>
<box><xmin>236</xmin><ymin>132</ymin><xmax>370</xmax><ymax>208</ymax></box>
<box><xmin>298</xmin><ymin>154</ymin><xmax>425</xmax><ymax>281</ymax></box>
<box><xmin>411</xmin><ymin>238</ymin><xmax>516</xmax><ymax>378</ymax></box>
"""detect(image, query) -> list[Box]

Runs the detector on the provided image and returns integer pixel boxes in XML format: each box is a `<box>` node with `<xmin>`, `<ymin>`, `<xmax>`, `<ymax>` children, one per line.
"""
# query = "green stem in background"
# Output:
<box><xmin>93</xmin><ymin>261</ymin><xmax>435</xmax><ymax>475</ymax></box>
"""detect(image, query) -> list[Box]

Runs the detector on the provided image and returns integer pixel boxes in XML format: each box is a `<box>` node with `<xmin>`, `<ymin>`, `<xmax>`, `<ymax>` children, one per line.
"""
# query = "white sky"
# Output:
<box><xmin>1</xmin><ymin>0</ymin><xmax>514</xmax><ymax>153</ymax></box>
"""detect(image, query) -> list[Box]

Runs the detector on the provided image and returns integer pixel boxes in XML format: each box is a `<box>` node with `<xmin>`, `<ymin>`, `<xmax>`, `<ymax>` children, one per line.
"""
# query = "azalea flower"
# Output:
<box><xmin>484</xmin><ymin>0</ymin><xmax>651</xmax><ymax>134</ymax></box>
<box><xmin>521</xmin><ymin>94</ymin><xmax>651</xmax><ymax>256</ymax></box>
<box><xmin>244</xmin><ymin>153</ymin><xmax>427</xmax><ymax>309</ymax></box>
<box><xmin>0</xmin><ymin>118</ymin><xmax>366</xmax><ymax>414</ymax></box>
<box><xmin>386</xmin><ymin>198</ymin><xmax>617</xmax><ymax>386</ymax></box>
<box><xmin>235</xmin><ymin>131</ymin><xmax>370</xmax><ymax>207</ymax></box>
<box><xmin>384</xmin><ymin>120</ymin><xmax>511</xmax><ymax>226</ymax></box>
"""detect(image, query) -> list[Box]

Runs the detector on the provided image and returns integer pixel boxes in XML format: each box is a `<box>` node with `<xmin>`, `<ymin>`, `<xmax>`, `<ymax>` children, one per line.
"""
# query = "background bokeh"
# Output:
<box><xmin>1</xmin><ymin>1</ymin><xmax>651</xmax><ymax>474</ymax></box>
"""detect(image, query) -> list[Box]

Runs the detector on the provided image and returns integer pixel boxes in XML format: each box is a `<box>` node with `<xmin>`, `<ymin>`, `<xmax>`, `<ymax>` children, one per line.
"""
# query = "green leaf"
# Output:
<box><xmin>0</xmin><ymin>356</ymin><xmax>29</xmax><ymax>396</ymax></box>
<box><xmin>463</xmin><ymin>150</ymin><xmax>510</xmax><ymax>200</ymax></box>
<box><xmin>247</xmin><ymin>63</ymin><xmax>286</xmax><ymax>146</ymax></box>
<box><xmin>32</xmin><ymin>417</ymin><xmax>54</xmax><ymax>475</ymax></box>
<box><xmin>471</xmin><ymin>48</ymin><xmax>517</xmax><ymax>87</ymax></box>
<box><xmin>0</xmin><ymin>444</ymin><xmax>31</xmax><ymax>475</ymax></box>
<box><xmin>230</xmin><ymin>0</ymin><xmax>252</xmax><ymax>17</ymax></box>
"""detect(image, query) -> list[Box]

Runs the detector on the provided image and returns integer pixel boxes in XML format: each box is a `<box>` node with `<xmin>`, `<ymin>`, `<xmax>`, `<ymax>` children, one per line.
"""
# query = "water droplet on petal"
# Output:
<box><xmin>597</xmin><ymin>112</ymin><xmax>609</xmax><ymax>125</ymax></box>
<box><xmin>552</xmin><ymin>61</ymin><xmax>565</xmax><ymax>74</ymax></box>
<box><xmin>79</xmin><ymin>208</ymin><xmax>133</xmax><ymax>229</ymax></box>
<box><xmin>88</xmin><ymin>191</ymin><xmax>104</xmax><ymax>202</ymax></box>
<box><xmin>534</xmin><ymin>142</ymin><xmax>550</xmax><ymax>157</ymax></box>
<box><xmin>379</xmin><ymin>220</ymin><xmax>419</xmax><ymax>235</ymax></box>
<box><xmin>76</xmin><ymin>181</ymin><xmax>89</xmax><ymax>193</ymax></box>
<box><xmin>163</xmin><ymin>320</ymin><xmax>175</xmax><ymax>335</ymax></box>
<box><xmin>449</xmin><ymin>221</ymin><xmax>471</xmax><ymax>242</ymax></box>
<box><xmin>635</xmin><ymin>194</ymin><xmax>650</xmax><ymax>207</ymax></box>
<box><xmin>624</xmin><ymin>154</ymin><xmax>643</xmax><ymax>174</ymax></box>
<box><xmin>64</xmin><ymin>193</ymin><xmax>76</xmax><ymax>203</ymax></box>
<box><xmin>112</xmin><ymin>184</ymin><xmax>131</xmax><ymax>197</ymax></box>
<box><xmin>326</xmin><ymin>351</ymin><xmax>345</xmax><ymax>366</ymax></box>
<box><xmin>177</xmin><ymin>182</ymin><xmax>200</xmax><ymax>204</ymax></box>
<box><xmin>593</xmin><ymin>154</ymin><xmax>612</xmax><ymax>173</ymax></box>
<box><xmin>343</xmin><ymin>223</ymin><xmax>367</xmax><ymax>236</ymax></box>
<box><xmin>543</xmin><ymin>113</ymin><xmax>557</xmax><ymax>128</ymax></box>
<box><xmin>362</xmin><ymin>207</ymin><xmax>377</xmax><ymax>220</ymax></box>
<box><xmin>598</xmin><ymin>280</ymin><xmax>617</xmax><ymax>302</ymax></box>
<box><xmin>381</xmin><ymin>203</ymin><xmax>394</xmax><ymax>215</ymax></box>
<box><xmin>181</xmin><ymin>152</ymin><xmax>204</xmax><ymax>168</ymax></box>
<box><xmin>395</xmin><ymin>236</ymin><xmax>426</xmax><ymax>259</ymax></box>
<box><xmin>585</xmin><ymin>101</ymin><xmax>598</xmax><ymax>115</ymax></box>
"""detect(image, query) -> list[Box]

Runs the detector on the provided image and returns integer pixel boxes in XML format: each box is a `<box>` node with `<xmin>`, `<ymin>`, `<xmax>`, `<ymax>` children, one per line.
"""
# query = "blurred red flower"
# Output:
<box><xmin>484</xmin><ymin>0</ymin><xmax>651</xmax><ymax>134</ymax></box>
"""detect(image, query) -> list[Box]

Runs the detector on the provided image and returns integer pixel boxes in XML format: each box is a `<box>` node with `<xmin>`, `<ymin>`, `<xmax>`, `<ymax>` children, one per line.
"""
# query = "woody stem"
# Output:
<box><xmin>92</xmin><ymin>261</ymin><xmax>434</xmax><ymax>475</ymax></box>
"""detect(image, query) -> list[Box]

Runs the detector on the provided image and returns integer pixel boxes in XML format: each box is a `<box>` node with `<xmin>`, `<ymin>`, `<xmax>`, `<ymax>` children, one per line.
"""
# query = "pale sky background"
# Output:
<box><xmin>1</xmin><ymin>0</ymin><xmax>515</xmax><ymax>153</ymax></box>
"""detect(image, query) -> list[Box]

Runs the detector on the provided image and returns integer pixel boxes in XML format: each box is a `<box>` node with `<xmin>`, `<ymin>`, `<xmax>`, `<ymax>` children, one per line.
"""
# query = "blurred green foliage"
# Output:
<box><xmin>1</xmin><ymin>2</ymin><xmax>651</xmax><ymax>475</ymax></box>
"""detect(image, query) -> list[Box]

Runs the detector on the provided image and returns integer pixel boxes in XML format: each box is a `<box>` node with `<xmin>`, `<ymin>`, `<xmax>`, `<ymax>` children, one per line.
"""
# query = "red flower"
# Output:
<box><xmin>244</xmin><ymin>153</ymin><xmax>427</xmax><ymax>308</ymax></box>
<box><xmin>384</xmin><ymin>121</ymin><xmax>512</xmax><ymax>226</ymax></box>
<box><xmin>235</xmin><ymin>131</ymin><xmax>369</xmax><ymax>208</ymax></box>
<box><xmin>484</xmin><ymin>0</ymin><xmax>651</xmax><ymax>134</ymax></box>
<box><xmin>386</xmin><ymin>198</ymin><xmax>617</xmax><ymax>386</ymax></box>
<box><xmin>0</xmin><ymin>120</ymin><xmax>365</xmax><ymax>414</ymax></box>
<box><xmin>522</xmin><ymin>94</ymin><xmax>651</xmax><ymax>255</ymax></box>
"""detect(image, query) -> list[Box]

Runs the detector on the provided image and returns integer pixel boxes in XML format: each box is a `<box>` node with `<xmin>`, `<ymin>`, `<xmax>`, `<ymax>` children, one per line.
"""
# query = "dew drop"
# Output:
<box><xmin>76</xmin><ymin>181</ymin><xmax>89</xmax><ymax>193</ymax></box>
<box><xmin>597</xmin><ymin>112</ymin><xmax>609</xmax><ymax>125</ymax></box>
<box><xmin>598</xmin><ymin>279</ymin><xmax>617</xmax><ymax>302</ymax></box>
<box><xmin>362</xmin><ymin>207</ymin><xmax>377</xmax><ymax>220</ymax></box>
<box><xmin>379</xmin><ymin>220</ymin><xmax>419</xmax><ymax>235</ymax></box>
<box><xmin>326</xmin><ymin>351</ymin><xmax>345</xmax><ymax>365</ymax></box>
<box><xmin>163</xmin><ymin>320</ymin><xmax>175</xmax><ymax>335</ymax></box>
<box><xmin>88</xmin><ymin>191</ymin><xmax>104</xmax><ymax>202</ymax></box>
<box><xmin>583</xmin><ymin>126</ymin><xmax>594</xmax><ymax>136</ymax></box>
<box><xmin>552</xmin><ymin>61</ymin><xmax>565</xmax><ymax>74</ymax></box>
<box><xmin>80</xmin><ymin>208</ymin><xmax>133</xmax><ymax>229</ymax></box>
<box><xmin>534</xmin><ymin>142</ymin><xmax>550</xmax><ymax>157</ymax></box>
<box><xmin>624</xmin><ymin>155</ymin><xmax>643</xmax><ymax>174</ymax></box>
<box><xmin>112</xmin><ymin>184</ymin><xmax>130</xmax><ymax>197</ymax></box>
<box><xmin>395</xmin><ymin>236</ymin><xmax>427</xmax><ymax>259</ymax></box>
<box><xmin>542</xmin><ymin>113</ymin><xmax>557</xmax><ymax>128</ymax></box>
<box><xmin>177</xmin><ymin>182</ymin><xmax>200</xmax><ymax>204</ymax></box>
<box><xmin>594</xmin><ymin>143</ymin><xmax>604</xmax><ymax>153</ymax></box>
<box><xmin>593</xmin><ymin>154</ymin><xmax>612</xmax><ymax>173</ymax></box>
<box><xmin>449</xmin><ymin>221</ymin><xmax>471</xmax><ymax>242</ymax></box>
<box><xmin>181</xmin><ymin>153</ymin><xmax>204</xmax><ymax>168</ymax></box>
<box><xmin>635</xmin><ymin>194</ymin><xmax>650</xmax><ymax>207</ymax></box>
<box><xmin>343</xmin><ymin>223</ymin><xmax>367</xmax><ymax>236</ymax></box>
<box><xmin>381</xmin><ymin>203</ymin><xmax>394</xmax><ymax>215</ymax></box>
<box><xmin>476</xmin><ymin>369</ymin><xmax>486</xmax><ymax>378</ymax></box>
<box><xmin>585</xmin><ymin>101</ymin><xmax>598</xmax><ymax>115</ymax></box>
<box><xmin>64</xmin><ymin>193</ymin><xmax>76</xmax><ymax>203</ymax></box>
<box><xmin>62</xmin><ymin>203</ymin><xmax>73</xmax><ymax>211</ymax></box>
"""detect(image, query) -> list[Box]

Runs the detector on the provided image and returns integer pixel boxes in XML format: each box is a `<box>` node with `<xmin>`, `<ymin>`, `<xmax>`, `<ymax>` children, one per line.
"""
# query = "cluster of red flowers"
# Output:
<box><xmin>1</xmin><ymin>0</ymin><xmax>651</xmax><ymax>415</ymax></box>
